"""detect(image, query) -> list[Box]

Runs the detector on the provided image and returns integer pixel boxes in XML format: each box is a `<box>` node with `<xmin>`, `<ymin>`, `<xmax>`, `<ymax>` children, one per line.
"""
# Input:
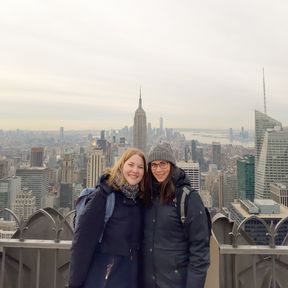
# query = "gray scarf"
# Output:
<box><xmin>113</xmin><ymin>173</ymin><xmax>140</xmax><ymax>201</ymax></box>
<box><xmin>120</xmin><ymin>183</ymin><xmax>140</xmax><ymax>201</ymax></box>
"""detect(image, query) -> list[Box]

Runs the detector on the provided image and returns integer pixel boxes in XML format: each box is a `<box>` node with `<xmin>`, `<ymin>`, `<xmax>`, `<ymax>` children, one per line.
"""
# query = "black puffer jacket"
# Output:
<box><xmin>69</xmin><ymin>174</ymin><xmax>143</xmax><ymax>288</ymax></box>
<box><xmin>143</xmin><ymin>167</ymin><xmax>210</xmax><ymax>288</ymax></box>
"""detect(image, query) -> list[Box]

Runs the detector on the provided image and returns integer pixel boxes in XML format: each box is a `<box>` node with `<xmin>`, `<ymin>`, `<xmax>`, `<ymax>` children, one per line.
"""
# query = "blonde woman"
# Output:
<box><xmin>69</xmin><ymin>148</ymin><xmax>146</xmax><ymax>288</ymax></box>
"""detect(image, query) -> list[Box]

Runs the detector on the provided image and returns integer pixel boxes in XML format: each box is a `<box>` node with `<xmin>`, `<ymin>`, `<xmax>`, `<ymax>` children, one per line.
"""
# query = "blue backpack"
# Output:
<box><xmin>74</xmin><ymin>186</ymin><xmax>115</xmax><ymax>242</ymax></box>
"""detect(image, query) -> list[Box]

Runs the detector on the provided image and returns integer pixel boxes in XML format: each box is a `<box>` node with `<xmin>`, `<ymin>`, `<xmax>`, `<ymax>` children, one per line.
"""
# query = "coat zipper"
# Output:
<box><xmin>103</xmin><ymin>257</ymin><xmax>114</xmax><ymax>287</ymax></box>
<box><xmin>151</xmin><ymin>197</ymin><xmax>159</xmax><ymax>284</ymax></box>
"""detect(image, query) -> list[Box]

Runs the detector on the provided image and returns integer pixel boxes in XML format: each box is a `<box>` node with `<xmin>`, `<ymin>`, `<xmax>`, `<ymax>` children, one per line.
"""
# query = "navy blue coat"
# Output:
<box><xmin>68</xmin><ymin>175</ymin><xmax>143</xmax><ymax>288</ymax></box>
<box><xmin>143</xmin><ymin>168</ymin><xmax>210</xmax><ymax>288</ymax></box>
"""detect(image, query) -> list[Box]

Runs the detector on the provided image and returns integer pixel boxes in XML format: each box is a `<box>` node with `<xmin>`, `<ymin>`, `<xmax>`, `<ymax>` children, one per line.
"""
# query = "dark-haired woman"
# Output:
<box><xmin>142</xmin><ymin>141</ymin><xmax>210</xmax><ymax>288</ymax></box>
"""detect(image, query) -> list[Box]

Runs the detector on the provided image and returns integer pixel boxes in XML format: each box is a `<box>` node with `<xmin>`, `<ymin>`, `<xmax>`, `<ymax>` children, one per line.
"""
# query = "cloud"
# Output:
<box><xmin>1</xmin><ymin>0</ymin><xmax>288</xmax><ymax>130</ymax></box>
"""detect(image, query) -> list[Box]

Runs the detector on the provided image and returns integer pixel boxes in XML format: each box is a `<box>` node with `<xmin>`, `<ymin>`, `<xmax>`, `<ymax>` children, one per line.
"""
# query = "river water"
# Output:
<box><xmin>180</xmin><ymin>131</ymin><xmax>255</xmax><ymax>147</ymax></box>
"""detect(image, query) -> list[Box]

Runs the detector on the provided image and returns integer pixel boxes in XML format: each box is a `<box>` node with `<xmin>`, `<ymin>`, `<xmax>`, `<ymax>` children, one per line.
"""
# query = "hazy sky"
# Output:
<box><xmin>1</xmin><ymin>0</ymin><xmax>288</xmax><ymax>131</ymax></box>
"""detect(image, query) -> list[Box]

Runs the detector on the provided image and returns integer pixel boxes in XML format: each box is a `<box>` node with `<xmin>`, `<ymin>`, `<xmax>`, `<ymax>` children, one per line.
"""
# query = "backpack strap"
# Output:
<box><xmin>74</xmin><ymin>185</ymin><xmax>115</xmax><ymax>235</ymax></box>
<box><xmin>73</xmin><ymin>187</ymin><xmax>99</xmax><ymax>229</ymax></box>
<box><xmin>180</xmin><ymin>186</ymin><xmax>192</xmax><ymax>224</ymax></box>
<box><xmin>179</xmin><ymin>186</ymin><xmax>212</xmax><ymax>238</ymax></box>
<box><xmin>100</xmin><ymin>192</ymin><xmax>115</xmax><ymax>242</ymax></box>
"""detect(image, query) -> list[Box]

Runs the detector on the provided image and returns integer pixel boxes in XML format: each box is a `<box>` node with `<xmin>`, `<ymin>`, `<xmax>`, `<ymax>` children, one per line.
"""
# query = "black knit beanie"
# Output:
<box><xmin>147</xmin><ymin>141</ymin><xmax>176</xmax><ymax>166</ymax></box>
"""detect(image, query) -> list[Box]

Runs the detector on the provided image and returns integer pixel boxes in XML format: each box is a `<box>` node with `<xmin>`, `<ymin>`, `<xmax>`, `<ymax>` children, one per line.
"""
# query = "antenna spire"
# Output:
<box><xmin>139</xmin><ymin>86</ymin><xmax>142</xmax><ymax>108</ymax></box>
<box><xmin>263</xmin><ymin>67</ymin><xmax>267</xmax><ymax>114</ymax></box>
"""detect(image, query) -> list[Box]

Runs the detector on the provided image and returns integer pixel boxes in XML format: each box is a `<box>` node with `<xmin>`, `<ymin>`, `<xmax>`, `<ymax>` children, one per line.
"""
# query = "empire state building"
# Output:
<box><xmin>133</xmin><ymin>91</ymin><xmax>147</xmax><ymax>154</ymax></box>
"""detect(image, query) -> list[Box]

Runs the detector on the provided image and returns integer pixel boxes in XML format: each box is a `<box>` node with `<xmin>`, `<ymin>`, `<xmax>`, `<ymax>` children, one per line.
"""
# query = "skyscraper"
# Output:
<box><xmin>97</xmin><ymin>130</ymin><xmax>112</xmax><ymax>167</ymax></box>
<box><xmin>133</xmin><ymin>90</ymin><xmax>147</xmax><ymax>154</ymax></box>
<box><xmin>59</xmin><ymin>126</ymin><xmax>64</xmax><ymax>146</ymax></box>
<box><xmin>13</xmin><ymin>188</ymin><xmax>36</xmax><ymax>221</ymax></box>
<box><xmin>255</xmin><ymin>126</ymin><xmax>288</xmax><ymax>199</ymax></box>
<box><xmin>60</xmin><ymin>150</ymin><xmax>74</xmax><ymax>209</ymax></box>
<box><xmin>203</xmin><ymin>164</ymin><xmax>220</xmax><ymax>208</ymax></box>
<box><xmin>191</xmin><ymin>140</ymin><xmax>197</xmax><ymax>161</ymax></box>
<box><xmin>0</xmin><ymin>176</ymin><xmax>21</xmax><ymax>219</ymax></box>
<box><xmin>237</xmin><ymin>155</ymin><xmax>255</xmax><ymax>201</ymax></box>
<box><xmin>177</xmin><ymin>161</ymin><xmax>200</xmax><ymax>192</ymax></box>
<box><xmin>219</xmin><ymin>170</ymin><xmax>238</xmax><ymax>209</ymax></box>
<box><xmin>0</xmin><ymin>158</ymin><xmax>9</xmax><ymax>179</ymax></box>
<box><xmin>16</xmin><ymin>167</ymin><xmax>49</xmax><ymax>209</ymax></box>
<box><xmin>30</xmin><ymin>147</ymin><xmax>44</xmax><ymax>167</ymax></box>
<box><xmin>255</xmin><ymin>110</ymin><xmax>281</xmax><ymax>161</ymax></box>
<box><xmin>212</xmin><ymin>142</ymin><xmax>221</xmax><ymax>169</ymax></box>
<box><xmin>254</xmin><ymin>110</ymin><xmax>288</xmax><ymax>199</ymax></box>
<box><xmin>61</xmin><ymin>150</ymin><xmax>74</xmax><ymax>184</ymax></box>
<box><xmin>86</xmin><ymin>141</ymin><xmax>105</xmax><ymax>188</ymax></box>
<box><xmin>270</xmin><ymin>183</ymin><xmax>288</xmax><ymax>207</ymax></box>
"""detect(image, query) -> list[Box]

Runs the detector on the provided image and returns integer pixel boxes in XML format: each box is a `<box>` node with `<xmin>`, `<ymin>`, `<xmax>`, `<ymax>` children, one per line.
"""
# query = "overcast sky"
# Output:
<box><xmin>0</xmin><ymin>0</ymin><xmax>288</xmax><ymax>131</ymax></box>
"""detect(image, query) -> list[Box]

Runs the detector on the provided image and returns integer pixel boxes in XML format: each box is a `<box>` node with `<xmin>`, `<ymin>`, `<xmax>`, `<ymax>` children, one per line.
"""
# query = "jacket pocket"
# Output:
<box><xmin>168</xmin><ymin>255</ymin><xmax>187</xmax><ymax>285</ymax></box>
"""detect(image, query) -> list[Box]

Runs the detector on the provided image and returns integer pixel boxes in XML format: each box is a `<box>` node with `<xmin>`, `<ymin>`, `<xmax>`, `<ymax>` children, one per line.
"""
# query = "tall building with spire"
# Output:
<box><xmin>255</xmin><ymin>110</ymin><xmax>281</xmax><ymax>161</ymax></box>
<box><xmin>255</xmin><ymin>126</ymin><xmax>288</xmax><ymax>199</ymax></box>
<box><xmin>255</xmin><ymin>110</ymin><xmax>288</xmax><ymax>199</ymax></box>
<box><xmin>133</xmin><ymin>89</ymin><xmax>147</xmax><ymax>154</ymax></box>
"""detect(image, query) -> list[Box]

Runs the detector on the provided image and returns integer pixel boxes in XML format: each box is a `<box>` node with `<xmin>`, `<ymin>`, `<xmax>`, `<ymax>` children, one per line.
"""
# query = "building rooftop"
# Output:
<box><xmin>232</xmin><ymin>200</ymin><xmax>288</xmax><ymax>219</ymax></box>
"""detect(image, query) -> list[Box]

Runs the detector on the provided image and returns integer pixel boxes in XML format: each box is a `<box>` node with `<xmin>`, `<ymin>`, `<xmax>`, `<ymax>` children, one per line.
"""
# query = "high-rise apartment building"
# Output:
<box><xmin>212</xmin><ymin>142</ymin><xmax>221</xmax><ymax>169</ymax></box>
<box><xmin>30</xmin><ymin>147</ymin><xmax>44</xmax><ymax>167</ymax></box>
<box><xmin>177</xmin><ymin>161</ymin><xmax>200</xmax><ymax>192</ymax></box>
<box><xmin>237</xmin><ymin>155</ymin><xmax>255</xmax><ymax>201</ymax></box>
<box><xmin>133</xmin><ymin>91</ymin><xmax>147</xmax><ymax>154</ymax></box>
<box><xmin>86</xmin><ymin>142</ymin><xmax>105</xmax><ymax>188</ymax></box>
<box><xmin>16</xmin><ymin>167</ymin><xmax>49</xmax><ymax>209</ymax></box>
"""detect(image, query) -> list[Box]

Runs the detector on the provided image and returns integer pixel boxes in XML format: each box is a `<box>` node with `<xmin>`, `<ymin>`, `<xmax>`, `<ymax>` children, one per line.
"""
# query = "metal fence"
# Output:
<box><xmin>0</xmin><ymin>208</ymin><xmax>74</xmax><ymax>288</ymax></box>
<box><xmin>1</xmin><ymin>209</ymin><xmax>288</xmax><ymax>288</ymax></box>
<box><xmin>208</xmin><ymin>213</ymin><xmax>288</xmax><ymax>288</ymax></box>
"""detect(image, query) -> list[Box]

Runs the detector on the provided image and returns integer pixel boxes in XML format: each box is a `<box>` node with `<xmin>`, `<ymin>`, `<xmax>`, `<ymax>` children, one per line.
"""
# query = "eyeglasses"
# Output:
<box><xmin>151</xmin><ymin>161</ymin><xmax>169</xmax><ymax>170</ymax></box>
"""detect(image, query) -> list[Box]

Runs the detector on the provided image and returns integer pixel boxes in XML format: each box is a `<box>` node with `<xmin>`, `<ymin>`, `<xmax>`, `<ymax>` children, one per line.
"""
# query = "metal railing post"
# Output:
<box><xmin>0</xmin><ymin>248</ymin><xmax>5</xmax><ymax>288</ymax></box>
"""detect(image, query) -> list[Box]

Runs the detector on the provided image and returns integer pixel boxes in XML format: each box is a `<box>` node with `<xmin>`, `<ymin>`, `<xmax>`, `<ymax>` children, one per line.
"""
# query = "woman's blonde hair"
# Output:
<box><xmin>106</xmin><ymin>148</ymin><xmax>147</xmax><ymax>196</ymax></box>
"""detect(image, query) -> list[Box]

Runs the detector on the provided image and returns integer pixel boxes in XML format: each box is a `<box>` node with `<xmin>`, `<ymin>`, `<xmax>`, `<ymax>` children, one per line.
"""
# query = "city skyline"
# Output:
<box><xmin>1</xmin><ymin>1</ymin><xmax>288</xmax><ymax>130</ymax></box>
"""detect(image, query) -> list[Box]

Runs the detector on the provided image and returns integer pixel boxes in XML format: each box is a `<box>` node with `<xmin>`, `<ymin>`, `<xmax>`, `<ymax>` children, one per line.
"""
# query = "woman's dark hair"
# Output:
<box><xmin>143</xmin><ymin>163</ymin><xmax>176</xmax><ymax>206</ymax></box>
